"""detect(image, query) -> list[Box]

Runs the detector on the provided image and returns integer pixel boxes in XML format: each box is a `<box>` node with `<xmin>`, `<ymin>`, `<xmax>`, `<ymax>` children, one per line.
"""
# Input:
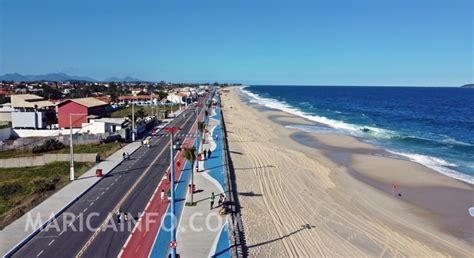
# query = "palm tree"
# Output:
<box><xmin>182</xmin><ymin>146</ymin><xmax>197</xmax><ymax>204</ymax></box>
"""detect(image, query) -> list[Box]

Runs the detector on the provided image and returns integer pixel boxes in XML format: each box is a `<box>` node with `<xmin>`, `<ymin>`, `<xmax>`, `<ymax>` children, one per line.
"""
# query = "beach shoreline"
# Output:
<box><xmin>222</xmin><ymin>86</ymin><xmax>473</xmax><ymax>256</ymax></box>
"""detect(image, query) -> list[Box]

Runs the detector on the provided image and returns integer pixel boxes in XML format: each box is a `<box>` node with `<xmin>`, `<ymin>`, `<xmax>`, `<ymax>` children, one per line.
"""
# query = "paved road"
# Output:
<box><xmin>9</xmin><ymin>100</ymin><xmax>205</xmax><ymax>258</ymax></box>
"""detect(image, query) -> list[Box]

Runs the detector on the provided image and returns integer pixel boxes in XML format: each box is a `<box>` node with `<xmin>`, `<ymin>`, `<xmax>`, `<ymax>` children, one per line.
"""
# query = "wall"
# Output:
<box><xmin>12</xmin><ymin>111</ymin><xmax>46</xmax><ymax>129</ymax></box>
<box><xmin>0</xmin><ymin>111</ymin><xmax>12</xmax><ymax>122</ymax></box>
<box><xmin>0</xmin><ymin>153</ymin><xmax>97</xmax><ymax>168</ymax></box>
<box><xmin>57</xmin><ymin>102</ymin><xmax>88</xmax><ymax>129</ymax></box>
<box><xmin>0</xmin><ymin>133</ymin><xmax>107</xmax><ymax>152</ymax></box>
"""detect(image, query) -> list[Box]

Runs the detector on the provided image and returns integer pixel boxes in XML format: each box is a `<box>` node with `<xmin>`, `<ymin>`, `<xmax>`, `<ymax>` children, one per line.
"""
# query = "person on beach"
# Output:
<box><xmin>210</xmin><ymin>192</ymin><xmax>215</xmax><ymax>210</ymax></box>
<box><xmin>208</xmin><ymin>149</ymin><xmax>212</xmax><ymax>159</ymax></box>
<box><xmin>160</xmin><ymin>189</ymin><xmax>165</xmax><ymax>203</ymax></box>
<box><xmin>203</xmin><ymin>149</ymin><xmax>207</xmax><ymax>160</ymax></box>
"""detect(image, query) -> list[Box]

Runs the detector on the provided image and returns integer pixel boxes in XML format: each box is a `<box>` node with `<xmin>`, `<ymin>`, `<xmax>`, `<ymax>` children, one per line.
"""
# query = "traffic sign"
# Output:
<box><xmin>169</xmin><ymin>240</ymin><xmax>177</xmax><ymax>249</ymax></box>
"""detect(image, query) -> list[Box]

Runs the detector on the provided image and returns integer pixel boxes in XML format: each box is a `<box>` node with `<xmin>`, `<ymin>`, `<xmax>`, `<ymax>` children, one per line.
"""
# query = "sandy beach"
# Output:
<box><xmin>222</xmin><ymin>87</ymin><xmax>474</xmax><ymax>257</ymax></box>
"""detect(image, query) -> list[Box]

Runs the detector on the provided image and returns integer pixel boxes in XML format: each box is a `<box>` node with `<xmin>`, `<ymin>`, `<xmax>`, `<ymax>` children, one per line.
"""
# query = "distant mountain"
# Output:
<box><xmin>0</xmin><ymin>73</ymin><xmax>96</xmax><ymax>82</ymax></box>
<box><xmin>461</xmin><ymin>84</ymin><xmax>474</xmax><ymax>88</ymax></box>
<box><xmin>106</xmin><ymin>76</ymin><xmax>143</xmax><ymax>82</ymax></box>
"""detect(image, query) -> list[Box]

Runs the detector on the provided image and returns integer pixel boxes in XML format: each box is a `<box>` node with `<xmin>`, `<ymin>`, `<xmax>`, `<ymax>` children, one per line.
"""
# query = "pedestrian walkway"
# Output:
<box><xmin>176</xmin><ymin>107</ymin><xmax>231</xmax><ymax>258</ymax></box>
<box><xmin>0</xmin><ymin>141</ymin><xmax>142</xmax><ymax>256</ymax></box>
<box><xmin>121</xmin><ymin>108</ymin><xmax>205</xmax><ymax>258</ymax></box>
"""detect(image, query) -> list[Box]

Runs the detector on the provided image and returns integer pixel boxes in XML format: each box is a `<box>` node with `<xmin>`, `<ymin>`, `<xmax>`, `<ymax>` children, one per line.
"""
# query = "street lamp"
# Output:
<box><xmin>163</xmin><ymin>126</ymin><xmax>181</xmax><ymax>258</ymax></box>
<box><xmin>69</xmin><ymin>112</ymin><xmax>87</xmax><ymax>181</ymax></box>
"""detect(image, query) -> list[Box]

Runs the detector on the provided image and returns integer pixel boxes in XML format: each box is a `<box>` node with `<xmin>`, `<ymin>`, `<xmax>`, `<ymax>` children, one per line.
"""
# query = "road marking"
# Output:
<box><xmin>37</xmin><ymin>250</ymin><xmax>44</xmax><ymax>257</ymax></box>
<box><xmin>48</xmin><ymin>239</ymin><xmax>55</xmax><ymax>246</ymax></box>
<box><xmin>58</xmin><ymin>230</ymin><xmax>64</xmax><ymax>236</ymax></box>
<box><xmin>101</xmin><ymin>192</ymin><xmax>105</xmax><ymax>195</ymax></box>
<box><xmin>106</xmin><ymin>187</ymin><xmax>110</xmax><ymax>191</ymax></box>
<box><xmin>135</xmin><ymin>245</ymin><xmax>141</xmax><ymax>253</ymax></box>
<box><xmin>83</xmin><ymin>207</ymin><xmax>88</xmax><ymax>212</ymax></box>
<box><xmin>76</xmin><ymin>109</ymin><xmax>197</xmax><ymax>258</ymax></box>
<box><xmin>95</xmin><ymin>196</ymin><xmax>100</xmax><ymax>201</ymax></box>
<box><xmin>90</xmin><ymin>202</ymin><xmax>94</xmax><ymax>206</ymax></box>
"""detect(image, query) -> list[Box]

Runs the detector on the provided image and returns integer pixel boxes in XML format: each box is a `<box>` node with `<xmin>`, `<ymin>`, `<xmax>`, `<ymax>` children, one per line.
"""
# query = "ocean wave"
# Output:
<box><xmin>388</xmin><ymin>151</ymin><xmax>474</xmax><ymax>184</ymax></box>
<box><xmin>241</xmin><ymin>87</ymin><xmax>396</xmax><ymax>139</ymax></box>
<box><xmin>241</xmin><ymin>86</ymin><xmax>474</xmax><ymax>185</ymax></box>
<box><xmin>440</xmin><ymin>136</ymin><xmax>474</xmax><ymax>147</ymax></box>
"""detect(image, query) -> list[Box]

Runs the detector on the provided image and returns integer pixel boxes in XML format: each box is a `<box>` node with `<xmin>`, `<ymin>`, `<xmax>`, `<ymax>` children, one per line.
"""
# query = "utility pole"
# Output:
<box><xmin>70</xmin><ymin>113</ymin><xmax>74</xmax><ymax>181</ymax></box>
<box><xmin>164</xmin><ymin>127</ymin><xmax>181</xmax><ymax>258</ymax></box>
<box><xmin>69</xmin><ymin>113</ymin><xmax>87</xmax><ymax>181</ymax></box>
<box><xmin>132</xmin><ymin>102</ymin><xmax>135</xmax><ymax>141</ymax></box>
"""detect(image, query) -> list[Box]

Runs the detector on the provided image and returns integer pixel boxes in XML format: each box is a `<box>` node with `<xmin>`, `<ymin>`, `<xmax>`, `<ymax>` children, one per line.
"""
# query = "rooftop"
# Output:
<box><xmin>11</xmin><ymin>94</ymin><xmax>55</xmax><ymax>109</ymax></box>
<box><xmin>59</xmin><ymin>97</ymin><xmax>108</xmax><ymax>108</ymax></box>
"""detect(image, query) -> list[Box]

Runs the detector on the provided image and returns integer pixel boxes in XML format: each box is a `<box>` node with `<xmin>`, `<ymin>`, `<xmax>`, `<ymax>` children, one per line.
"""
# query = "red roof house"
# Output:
<box><xmin>57</xmin><ymin>97</ymin><xmax>109</xmax><ymax>128</ymax></box>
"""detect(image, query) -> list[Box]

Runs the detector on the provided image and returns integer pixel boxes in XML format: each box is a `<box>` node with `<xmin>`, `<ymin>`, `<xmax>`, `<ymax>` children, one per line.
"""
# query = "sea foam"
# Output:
<box><xmin>240</xmin><ymin>86</ymin><xmax>474</xmax><ymax>185</ymax></box>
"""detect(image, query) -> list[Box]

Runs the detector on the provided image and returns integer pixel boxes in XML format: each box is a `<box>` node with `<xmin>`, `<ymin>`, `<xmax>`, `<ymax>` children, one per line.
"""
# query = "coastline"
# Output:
<box><xmin>222</xmin><ymin>86</ymin><xmax>473</xmax><ymax>256</ymax></box>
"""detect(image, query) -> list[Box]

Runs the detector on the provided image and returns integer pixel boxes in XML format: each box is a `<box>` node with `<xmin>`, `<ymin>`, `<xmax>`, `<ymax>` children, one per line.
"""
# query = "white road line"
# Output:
<box><xmin>95</xmin><ymin>196</ymin><xmax>100</xmax><ymax>201</ymax></box>
<box><xmin>106</xmin><ymin>187</ymin><xmax>110</xmax><ymax>190</ymax></box>
<box><xmin>37</xmin><ymin>250</ymin><xmax>44</xmax><ymax>257</ymax></box>
<box><xmin>58</xmin><ymin>231</ymin><xmax>64</xmax><ymax>236</ymax></box>
<box><xmin>90</xmin><ymin>202</ymin><xmax>94</xmax><ymax>206</ymax></box>
<box><xmin>101</xmin><ymin>192</ymin><xmax>105</xmax><ymax>195</ymax></box>
<box><xmin>83</xmin><ymin>208</ymin><xmax>88</xmax><ymax>213</ymax></box>
<box><xmin>48</xmin><ymin>239</ymin><xmax>55</xmax><ymax>246</ymax></box>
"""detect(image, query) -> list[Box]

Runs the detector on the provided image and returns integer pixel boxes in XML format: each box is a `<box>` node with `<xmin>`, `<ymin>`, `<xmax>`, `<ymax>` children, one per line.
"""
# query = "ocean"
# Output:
<box><xmin>241</xmin><ymin>85</ymin><xmax>474</xmax><ymax>184</ymax></box>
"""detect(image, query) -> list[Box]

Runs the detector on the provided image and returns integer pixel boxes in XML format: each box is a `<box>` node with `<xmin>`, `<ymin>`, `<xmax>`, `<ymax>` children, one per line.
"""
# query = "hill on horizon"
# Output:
<box><xmin>0</xmin><ymin>73</ymin><xmax>143</xmax><ymax>82</ymax></box>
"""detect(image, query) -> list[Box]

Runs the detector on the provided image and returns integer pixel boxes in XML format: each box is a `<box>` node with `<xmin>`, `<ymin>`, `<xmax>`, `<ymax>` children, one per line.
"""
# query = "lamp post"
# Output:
<box><xmin>131</xmin><ymin>102</ymin><xmax>135</xmax><ymax>141</ymax></box>
<box><xmin>69</xmin><ymin>112</ymin><xmax>87</xmax><ymax>181</ymax></box>
<box><xmin>163</xmin><ymin>126</ymin><xmax>181</xmax><ymax>258</ymax></box>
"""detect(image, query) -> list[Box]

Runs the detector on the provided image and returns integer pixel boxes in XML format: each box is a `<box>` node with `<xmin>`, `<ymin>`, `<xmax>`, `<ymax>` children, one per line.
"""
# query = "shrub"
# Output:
<box><xmin>0</xmin><ymin>182</ymin><xmax>24</xmax><ymax>199</ymax></box>
<box><xmin>32</xmin><ymin>139</ymin><xmax>64</xmax><ymax>154</ymax></box>
<box><xmin>32</xmin><ymin>178</ymin><xmax>56</xmax><ymax>193</ymax></box>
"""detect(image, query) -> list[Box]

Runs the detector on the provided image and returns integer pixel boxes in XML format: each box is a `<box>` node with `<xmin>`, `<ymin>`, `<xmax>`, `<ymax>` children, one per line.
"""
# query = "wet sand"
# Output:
<box><xmin>222</xmin><ymin>87</ymin><xmax>474</xmax><ymax>257</ymax></box>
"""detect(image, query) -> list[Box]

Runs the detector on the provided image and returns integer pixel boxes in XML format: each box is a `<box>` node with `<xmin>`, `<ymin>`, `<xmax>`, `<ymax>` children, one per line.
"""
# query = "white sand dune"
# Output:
<box><xmin>222</xmin><ymin>87</ymin><xmax>473</xmax><ymax>257</ymax></box>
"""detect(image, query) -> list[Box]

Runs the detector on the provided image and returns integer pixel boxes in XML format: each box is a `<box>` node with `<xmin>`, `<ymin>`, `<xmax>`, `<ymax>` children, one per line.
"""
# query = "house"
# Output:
<box><xmin>84</xmin><ymin>118</ymin><xmax>128</xmax><ymax>134</ymax></box>
<box><xmin>131</xmin><ymin>88</ymin><xmax>143</xmax><ymax>96</ymax></box>
<box><xmin>117</xmin><ymin>95</ymin><xmax>160</xmax><ymax>105</ymax></box>
<box><xmin>11</xmin><ymin>94</ymin><xmax>56</xmax><ymax>129</ymax></box>
<box><xmin>57</xmin><ymin>97</ymin><xmax>109</xmax><ymax>129</ymax></box>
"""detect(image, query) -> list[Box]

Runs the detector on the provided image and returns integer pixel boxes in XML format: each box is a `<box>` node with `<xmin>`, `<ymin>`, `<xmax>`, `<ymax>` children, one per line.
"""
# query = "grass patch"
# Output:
<box><xmin>0</xmin><ymin>161</ymin><xmax>93</xmax><ymax>229</ymax></box>
<box><xmin>111</xmin><ymin>105</ymin><xmax>178</xmax><ymax>118</ymax></box>
<box><xmin>53</xmin><ymin>142</ymin><xmax>126</xmax><ymax>158</ymax></box>
<box><xmin>0</xmin><ymin>142</ymin><xmax>126</xmax><ymax>159</ymax></box>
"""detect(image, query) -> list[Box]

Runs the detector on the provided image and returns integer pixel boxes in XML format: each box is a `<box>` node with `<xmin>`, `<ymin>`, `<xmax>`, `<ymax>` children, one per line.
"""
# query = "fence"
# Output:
<box><xmin>0</xmin><ymin>153</ymin><xmax>97</xmax><ymax>168</ymax></box>
<box><xmin>219</xmin><ymin>100</ymin><xmax>248</xmax><ymax>257</ymax></box>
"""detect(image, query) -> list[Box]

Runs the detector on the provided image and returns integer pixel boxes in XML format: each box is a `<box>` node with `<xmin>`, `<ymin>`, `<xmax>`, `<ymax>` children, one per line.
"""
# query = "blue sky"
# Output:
<box><xmin>0</xmin><ymin>0</ymin><xmax>472</xmax><ymax>86</ymax></box>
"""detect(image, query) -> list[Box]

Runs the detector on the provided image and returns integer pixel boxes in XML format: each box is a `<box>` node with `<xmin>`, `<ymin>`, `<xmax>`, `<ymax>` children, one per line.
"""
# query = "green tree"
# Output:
<box><xmin>182</xmin><ymin>146</ymin><xmax>197</xmax><ymax>204</ymax></box>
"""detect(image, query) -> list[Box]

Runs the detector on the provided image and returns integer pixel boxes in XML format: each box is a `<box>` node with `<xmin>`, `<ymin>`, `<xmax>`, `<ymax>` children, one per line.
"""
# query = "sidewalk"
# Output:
<box><xmin>0</xmin><ymin>140</ymin><xmax>142</xmax><ymax>256</ymax></box>
<box><xmin>120</xmin><ymin>107</ymin><xmax>205</xmax><ymax>258</ymax></box>
<box><xmin>176</xmin><ymin>107</ymin><xmax>231</xmax><ymax>258</ymax></box>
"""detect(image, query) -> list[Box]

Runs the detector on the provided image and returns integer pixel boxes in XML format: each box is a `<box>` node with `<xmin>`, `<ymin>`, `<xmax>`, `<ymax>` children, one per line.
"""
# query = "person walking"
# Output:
<box><xmin>215</xmin><ymin>134</ymin><xmax>218</xmax><ymax>141</ymax></box>
<box><xmin>116</xmin><ymin>208</ymin><xmax>122</xmax><ymax>224</ymax></box>
<box><xmin>210</xmin><ymin>192</ymin><xmax>215</xmax><ymax>210</ymax></box>
<box><xmin>160</xmin><ymin>189</ymin><xmax>165</xmax><ymax>203</ymax></box>
<box><xmin>167</xmin><ymin>188</ymin><xmax>172</xmax><ymax>202</ymax></box>
<box><xmin>203</xmin><ymin>149</ymin><xmax>207</xmax><ymax>160</ymax></box>
<box><xmin>124</xmin><ymin>212</ymin><xmax>129</xmax><ymax>222</ymax></box>
<box><xmin>208</xmin><ymin>149</ymin><xmax>212</xmax><ymax>159</ymax></box>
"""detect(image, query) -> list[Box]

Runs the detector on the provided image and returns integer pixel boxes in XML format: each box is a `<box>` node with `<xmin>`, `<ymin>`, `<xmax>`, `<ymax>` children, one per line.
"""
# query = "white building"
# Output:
<box><xmin>11</xmin><ymin>94</ymin><xmax>55</xmax><ymax>129</ymax></box>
